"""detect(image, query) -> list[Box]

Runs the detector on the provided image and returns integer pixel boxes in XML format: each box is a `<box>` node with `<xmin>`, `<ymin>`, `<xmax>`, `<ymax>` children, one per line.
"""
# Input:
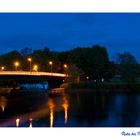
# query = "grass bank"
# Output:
<box><xmin>60</xmin><ymin>81</ymin><xmax>140</xmax><ymax>93</ymax></box>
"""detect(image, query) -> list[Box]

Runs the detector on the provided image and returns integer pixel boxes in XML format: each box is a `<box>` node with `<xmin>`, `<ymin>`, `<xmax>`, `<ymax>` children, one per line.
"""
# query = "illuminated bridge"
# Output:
<box><xmin>0</xmin><ymin>71</ymin><xmax>66</xmax><ymax>89</ymax></box>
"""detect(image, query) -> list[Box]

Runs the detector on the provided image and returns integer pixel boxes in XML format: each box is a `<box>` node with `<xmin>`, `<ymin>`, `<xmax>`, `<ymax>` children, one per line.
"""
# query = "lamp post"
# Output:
<box><xmin>63</xmin><ymin>64</ymin><xmax>68</xmax><ymax>74</ymax></box>
<box><xmin>14</xmin><ymin>62</ymin><xmax>19</xmax><ymax>71</ymax></box>
<box><xmin>64</xmin><ymin>64</ymin><xmax>68</xmax><ymax>70</ymax></box>
<box><xmin>63</xmin><ymin>64</ymin><xmax>67</xmax><ymax>69</ymax></box>
<box><xmin>63</xmin><ymin>64</ymin><xmax>68</xmax><ymax>82</ymax></box>
<box><xmin>49</xmin><ymin>61</ymin><xmax>53</xmax><ymax>73</ymax></box>
<box><xmin>33</xmin><ymin>64</ymin><xmax>38</xmax><ymax>72</ymax></box>
<box><xmin>1</xmin><ymin>66</ymin><xmax>4</xmax><ymax>71</ymax></box>
<box><xmin>27</xmin><ymin>57</ymin><xmax>32</xmax><ymax>73</ymax></box>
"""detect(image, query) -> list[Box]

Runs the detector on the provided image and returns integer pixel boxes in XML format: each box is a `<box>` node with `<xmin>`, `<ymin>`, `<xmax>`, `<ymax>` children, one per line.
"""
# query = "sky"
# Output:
<box><xmin>0</xmin><ymin>13</ymin><xmax>140</xmax><ymax>62</ymax></box>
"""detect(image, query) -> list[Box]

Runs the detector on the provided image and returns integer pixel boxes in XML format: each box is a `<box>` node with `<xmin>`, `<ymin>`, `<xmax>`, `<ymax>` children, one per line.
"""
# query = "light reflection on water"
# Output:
<box><xmin>62</xmin><ymin>97</ymin><xmax>69</xmax><ymax>124</ymax></box>
<box><xmin>0</xmin><ymin>96</ymin><xmax>7</xmax><ymax>112</ymax></box>
<box><xmin>48</xmin><ymin>98</ymin><xmax>54</xmax><ymax>127</ymax></box>
<box><xmin>0</xmin><ymin>91</ymin><xmax>140</xmax><ymax>127</ymax></box>
<box><xmin>29</xmin><ymin>118</ymin><xmax>33</xmax><ymax>128</ymax></box>
<box><xmin>16</xmin><ymin>118</ymin><xmax>20</xmax><ymax>127</ymax></box>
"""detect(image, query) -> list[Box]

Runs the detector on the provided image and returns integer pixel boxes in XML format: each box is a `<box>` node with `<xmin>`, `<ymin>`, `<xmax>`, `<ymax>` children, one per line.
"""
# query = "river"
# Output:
<box><xmin>0</xmin><ymin>91</ymin><xmax>139</xmax><ymax>127</ymax></box>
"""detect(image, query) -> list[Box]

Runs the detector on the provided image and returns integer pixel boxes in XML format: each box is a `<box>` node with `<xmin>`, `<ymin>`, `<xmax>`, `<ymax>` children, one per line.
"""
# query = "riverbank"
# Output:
<box><xmin>60</xmin><ymin>81</ymin><xmax>140</xmax><ymax>93</ymax></box>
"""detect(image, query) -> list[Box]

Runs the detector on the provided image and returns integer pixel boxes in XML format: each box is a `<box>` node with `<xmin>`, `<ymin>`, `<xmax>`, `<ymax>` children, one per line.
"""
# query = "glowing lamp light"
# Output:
<box><xmin>49</xmin><ymin>61</ymin><xmax>53</xmax><ymax>73</ymax></box>
<box><xmin>64</xmin><ymin>64</ymin><xmax>67</xmax><ymax>68</ymax></box>
<box><xmin>33</xmin><ymin>65</ymin><xmax>38</xmax><ymax>72</ymax></box>
<box><xmin>27</xmin><ymin>57</ymin><xmax>32</xmax><ymax>73</ymax></box>
<box><xmin>62</xmin><ymin>98</ymin><xmax>69</xmax><ymax>124</ymax></box>
<box><xmin>14</xmin><ymin>62</ymin><xmax>19</xmax><ymax>67</ymax></box>
<box><xmin>48</xmin><ymin>99</ymin><xmax>54</xmax><ymax>127</ymax></box>
<box><xmin>1</xmin><ymin>66</ymin><xmax>4</xmax><ymax>71</ymax></box>
<box><xmin>49</xmin><ymin>61</ymin><xmax>53</xmax><ymax>65</ymax></box>
<box><xmin>14</xmin><ymin>62</ymin><xmax>19</xmax><ymax>71</ymax></box>
<box><xmin>27</xmin><ymin>57</ymin><xmax>32</xmax><ymax>62</ymax></box>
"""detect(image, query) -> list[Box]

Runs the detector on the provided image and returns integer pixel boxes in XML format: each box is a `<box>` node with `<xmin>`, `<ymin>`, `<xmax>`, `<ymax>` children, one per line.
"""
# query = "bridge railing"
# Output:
<box><xmin>0</xmin><ymin>71</ymin><xmax>66</xmax><ymax>77</ymax></box>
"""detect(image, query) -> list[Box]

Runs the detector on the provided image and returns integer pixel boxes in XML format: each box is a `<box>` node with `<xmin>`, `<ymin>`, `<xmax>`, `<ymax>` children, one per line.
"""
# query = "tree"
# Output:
<box><xmin>43</xmin><ymin>47</ymin><xmax>50</xmax><ymax>57</ymax></box>
<box><xmin>116</xmin><ymin>52</ymin><xmax>139</xmax><ymax>83</ymax></box>
<box><xmin>68</xmin><ymin>45</ymin><xmax>113</xmax><ymax>81</ymax></box>
<box><xmin>20</xmin><ymin>47</ymin><xmax>32</xmax><ymax>57</ymax></box>
<box><xmin>48</xmin><ymin>51</ymin><xmax>61</xmax><ymax>73</ymax></box>
<box><xmin>64</xmin><ymin>64</ymin><xmax>83</xmax><ymax>83</ymax></box>
<box><xmin>0</xmin><ymin>50</ymin><xmax>22</xmax><ymax>70</ymax></box>
<box><xmin>32</xmin><ymin>49</ymin><xmax>46</xmax><ymax>71</ymax></box>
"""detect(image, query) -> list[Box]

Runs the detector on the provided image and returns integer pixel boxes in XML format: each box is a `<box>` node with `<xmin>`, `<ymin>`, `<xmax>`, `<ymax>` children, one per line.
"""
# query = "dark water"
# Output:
<box><xmin>0</xmin><ymin>91</ymin><xmax>140</xmax><ymax>127</ymax></box>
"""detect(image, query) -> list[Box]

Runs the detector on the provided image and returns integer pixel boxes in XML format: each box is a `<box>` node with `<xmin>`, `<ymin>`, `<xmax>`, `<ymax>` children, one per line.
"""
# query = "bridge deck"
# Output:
<box><xmin>0</xmin><ymin>71</ymin><xmax>66</xmax><ymax>77</ymax></box>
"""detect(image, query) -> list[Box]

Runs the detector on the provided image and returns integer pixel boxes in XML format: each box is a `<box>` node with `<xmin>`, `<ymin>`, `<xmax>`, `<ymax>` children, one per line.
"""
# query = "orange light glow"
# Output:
<box><xmin>29</xmin><ymin>118</ymin><xmax>33</xmax><ymax>128</ymax></box>
<box><xmin>50</xmin><ymin>109</ymin><xmax>54</xmax><ymax>128</ymax></box>
<box><xmin>16</xmin><ymin>118</ymin><xmax>20</xmax><ymax>127</ymax></box>
<box><xmin>0</xmin><ymin>96</ymin><xmax>7</xmax><ymax>112</ymax></box>
<box><xmin>33</xmin><ymin>65</ymin><xmax>38</xmax><ymax>72</ymax></box>
<box><xmin>27</xmin><ymin>57</ymin><xmax>32</xmax><ymax>62</ymax></box>
<box><xmin>1</xmin><ymin>106</ymin><xmax>4</xmax><ymax>112</ymax></box>
<box><xmin>0</xmin><ymin>71</ymin><xmax>66</xmax><ymax>77</ymax></box>
<box><xmin>1</xmin><ymin>66</ymin><xmax>4</xmax><ymax>71</ymax></box>
<box><xmin>14</xmin><ymin>62</ymin><xmax>20</xmax><ymax>71</ymax></box>
<box><xmin>14</xmin><ymin>62</ymin><xmax>19</xmax><ymax>67</ymax></box>
<box><xmin>62</xmin><ymin>98</ymin><xmax>69</xmax><ymax>124</ymax></box>
<box><xmin>64</xmin><ymin>64</ymin><xmax>67</xmax><ymax>68</ymax></box>
<box><xmin>48</xmin><ymin>99</ymin><xmax>55</xmax><ymax>127</ymax></box>
<box><xmin>49</xmin><ymin>61</ymin><xmax>53</xmax><ymax>65</ymax></box>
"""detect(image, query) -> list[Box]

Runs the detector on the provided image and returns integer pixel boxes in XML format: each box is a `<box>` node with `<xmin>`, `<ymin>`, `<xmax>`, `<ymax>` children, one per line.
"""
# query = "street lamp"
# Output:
<box><xmin>27</xmin><ymin>57</ymin><xmax>32</xmax><ymax>73</ymax></box>
<box><xmin>63</xmin><ymin>64</ymin><xmax>68</xmax><ymax>74</ymax></box>
<box><xmin>49</xmin><ymin>61</ymin><xmax>53</xmax><ymax>73</ymax></box>
<box><xmin>63</xmin><ymin>64</ymin><xmax>67</xmax><ymax>69</ymax></box>
<box><xmin>33</xmin><ymin>64</ymin><xmax>38</xmax><ymax>72</ymax></box>
<box><xmin>1</xmin><ymin>66</ymin><xmax>5</xmax><ymax>71</ymax></box>
<box><xmin>14</xmin><ymin>62</ymin><xmax>19</xmax><ymax>71</ymax></box>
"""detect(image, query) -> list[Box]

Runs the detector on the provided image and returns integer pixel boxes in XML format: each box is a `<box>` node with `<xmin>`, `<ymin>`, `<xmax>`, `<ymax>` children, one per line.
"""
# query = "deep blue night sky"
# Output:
<box><xmin>0</xmin><ymin>13</ymin><xmax>140</xmax><ymax>62</ymax></box>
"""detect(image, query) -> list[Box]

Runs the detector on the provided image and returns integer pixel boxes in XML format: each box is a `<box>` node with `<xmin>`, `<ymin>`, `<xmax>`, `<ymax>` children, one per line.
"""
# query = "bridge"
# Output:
<box><xmin>0</xmin><ymin>71</ymin><xmax>66</xmax><ymax>89</ymax></box>
<box><xmin>0</xmin><ymin>71</ymin><xmax>66</xmax><ymax>77</ymax></box>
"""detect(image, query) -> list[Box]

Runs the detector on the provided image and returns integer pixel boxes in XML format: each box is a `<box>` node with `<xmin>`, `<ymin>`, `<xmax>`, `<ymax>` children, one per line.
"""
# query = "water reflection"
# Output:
<box><xmin>62</xmin><ymin>97</ymin><xmax>69</xmax><ymax>124</ymax></box>
<box><xmin>48</xmin><ymin>99</ymin><xmax>55</xmax><ymax>127</ymax></box>
<box><xmin>0</xmin><ymin>91</ymin><xmax>140</xmax><ymax>127</ymax></box>
<box><xmin>105</xmin><ymin>94</ymin><xmax>126</xmax><ymax>126</ymax></box>
<box><xmin>67</xmin><ymin>92</ymin><xmax>112</xmax><ymax>126</ymax></box>
<box><xmin>120</xmin><ymin>94</ymin><xmax>139</xmax><ymax>126</ymax></box>
<box><xmin>16</xmin><ymin>118</ymin><xmax>20</xmax><ymax>127</ymax></box>
<box><xmin>29</xmin><ymin>118</ymin><xmax>33</xmax><ymax>128</ymax></box>
<box><xmin>0</xmin><ymin>96</ymin><xmax>7</xmax><ymax>112</ymax></box>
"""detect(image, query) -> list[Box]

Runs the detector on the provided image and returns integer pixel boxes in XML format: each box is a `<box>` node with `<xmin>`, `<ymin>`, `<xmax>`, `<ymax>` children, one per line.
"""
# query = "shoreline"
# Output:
<box><xmin>60</xmin><ymin>82</ymin><xmax>140</xmax><ymax>93</ymax></box>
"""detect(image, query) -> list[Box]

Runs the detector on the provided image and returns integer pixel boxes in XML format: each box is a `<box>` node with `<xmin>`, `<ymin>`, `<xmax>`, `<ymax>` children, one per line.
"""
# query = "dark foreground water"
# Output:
<box><xmin>0</xmin><ymin>91</ymin><xmax>140</xmax><ymax>127</ymax></box>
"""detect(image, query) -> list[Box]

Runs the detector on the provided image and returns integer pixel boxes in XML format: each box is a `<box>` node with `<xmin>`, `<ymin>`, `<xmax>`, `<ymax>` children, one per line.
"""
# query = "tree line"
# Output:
<box><xmin>0</xmin><ymin>45</ymin><xmax>139</xmax><ymax>83</ymax></box>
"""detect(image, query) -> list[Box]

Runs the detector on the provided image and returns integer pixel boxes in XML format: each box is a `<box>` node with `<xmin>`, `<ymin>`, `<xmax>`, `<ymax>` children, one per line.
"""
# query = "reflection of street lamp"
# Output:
<box><xmin>62</xmin><ymin>98</ymin><xmax>69</xmax><ymax>124</ymax></box>
<box><xmin>27</xmin><ymin>57</ymin><xmax>32</xmax><ymax>73</ymax></box>
<box><xmin>33</xmin><ymin>65</ymin><xmax>38</xmax><ymax>72</ymax></box>
<box><xmin>48</xmin><ymin>99</ymin><xmax>54</xmax><ymax>128</ymax></box>
<box><xmin>14</xmin><ymin>62</ymin><xmax>19</xmax><ymax>71</ymax></box>
<box><xmin>29</xmin><ymin>118</ymin><xmax>33</xmax><ymax>128</ymax></box>
<box><xmin>49</xmin><ymin>61</ymin><xmax>53</xmax><ymax>73</ymax></box>
<box><xmin>0</xmin><ymin>96</ymin><xmax>7</xmax><ymax>112</ymax></box>
<box><xmin>16</xmin><ymin>118</ymin><xmax>20</xmax><ymax>127</ymax></box>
